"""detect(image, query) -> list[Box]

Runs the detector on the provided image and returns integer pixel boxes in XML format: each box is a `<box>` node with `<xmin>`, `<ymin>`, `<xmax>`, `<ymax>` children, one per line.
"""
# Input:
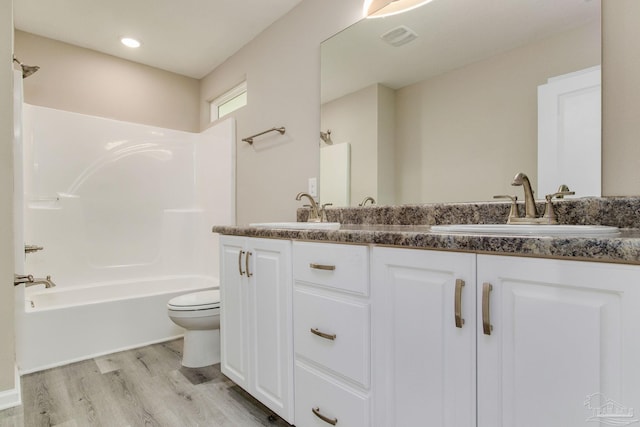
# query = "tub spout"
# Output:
<box><xmin>27</xmin><ymin>275</ymin><xmax>56</xmax><ymax>288</ymax></box>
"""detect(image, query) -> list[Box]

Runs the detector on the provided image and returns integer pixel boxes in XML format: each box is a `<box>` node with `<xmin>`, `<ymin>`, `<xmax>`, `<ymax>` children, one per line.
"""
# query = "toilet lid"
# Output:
<box><xmin>168</xmin><ymin>290</ymin><xmax>220</xmax><ymax>311</ymax></box>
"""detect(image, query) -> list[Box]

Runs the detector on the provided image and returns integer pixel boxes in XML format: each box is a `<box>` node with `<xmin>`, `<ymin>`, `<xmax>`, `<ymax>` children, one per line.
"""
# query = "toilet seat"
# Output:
<box><xmin>168</xmin><ymin>290</ymin><xmax>220</xmax><ymax>311</ymax></box>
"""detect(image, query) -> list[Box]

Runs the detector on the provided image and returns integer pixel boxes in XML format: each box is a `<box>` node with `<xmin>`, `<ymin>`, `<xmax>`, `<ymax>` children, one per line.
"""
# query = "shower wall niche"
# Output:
<box><xmin>21</xmin><ymin>105</ymin><xmax>235</xmax><ymax>287</ymax></box>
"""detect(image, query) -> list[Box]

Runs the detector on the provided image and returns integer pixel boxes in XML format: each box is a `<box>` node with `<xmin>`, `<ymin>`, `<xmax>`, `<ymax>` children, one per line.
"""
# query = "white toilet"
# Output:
<box><xmin>167</xmin><ymin>289</ymin><xmax>221</xmax><ymax>368</ymax></box>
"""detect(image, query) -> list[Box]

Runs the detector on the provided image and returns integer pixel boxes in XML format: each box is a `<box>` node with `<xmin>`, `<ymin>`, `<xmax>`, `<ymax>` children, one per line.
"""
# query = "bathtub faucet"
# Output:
<box><xmin>28</xmin><ymin>275</ymin><xmax>57</xmax><ymax>288</ymax></box>
<box><xmin>13</xmin><ymin>273</ymin><xmax>56</xmax><ymax>288</ymax></box>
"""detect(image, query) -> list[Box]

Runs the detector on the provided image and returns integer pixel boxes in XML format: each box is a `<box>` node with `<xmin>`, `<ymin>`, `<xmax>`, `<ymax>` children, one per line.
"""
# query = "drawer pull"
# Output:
<box><xmin>238</xmin><ymin>250</ymin><xmax>245</xmax><ymax>276</ymax></box>
<box><xmin>482</xmin><ymin>282</ymin><xmax>493</xmax><ymax>335</ymax></box>
<box><xmin>454</xmin><ymin>279</ymin><xmax>465</xmax><ymax>328</ymax></box>
<box><xmin>312</xmin><ymin>407</ymin><xmax>338</xmax><ymax>425</ymax></box>
<box><xmin>310</xmin><ymin>263</ymin><xmax>336</xmax><ymax>271</ymax></box>
<box><xmin>246</xmin><ymin>251</ymin><xmax>253</xmax><ymax>277</ymax></box>
<box><xmin>310</xmin><ymin>328</ymin><xmax>337</xmax><ymax>341</ymax></box>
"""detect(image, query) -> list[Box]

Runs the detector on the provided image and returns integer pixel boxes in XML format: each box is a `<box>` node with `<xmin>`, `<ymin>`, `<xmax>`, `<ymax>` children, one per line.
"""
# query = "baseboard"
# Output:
<box><xmin>0</xmin><ymin>366</ymin><xmax>21</xmax><ymax>411</ymax></box>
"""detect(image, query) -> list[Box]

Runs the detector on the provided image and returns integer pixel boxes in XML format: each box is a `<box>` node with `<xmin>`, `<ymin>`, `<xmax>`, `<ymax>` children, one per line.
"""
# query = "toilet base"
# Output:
<box><xmin>182</xmin><ymin>329</ymin><xmax>221</xmax><ymax>368</ymax></box>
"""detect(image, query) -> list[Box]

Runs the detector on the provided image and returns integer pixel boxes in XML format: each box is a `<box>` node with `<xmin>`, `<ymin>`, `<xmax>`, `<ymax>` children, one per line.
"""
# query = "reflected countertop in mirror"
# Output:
<box><xmin>320</xmin><ymin>0</ymin><xmax>601</xmax><ymax>207</ymax></box>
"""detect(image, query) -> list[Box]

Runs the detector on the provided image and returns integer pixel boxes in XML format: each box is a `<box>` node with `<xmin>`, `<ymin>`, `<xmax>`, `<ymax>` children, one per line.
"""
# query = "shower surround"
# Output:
<box><xmin>16</xmin><ymin>104</ymin><xmax>235</xmax><ymax>372</ymax></box>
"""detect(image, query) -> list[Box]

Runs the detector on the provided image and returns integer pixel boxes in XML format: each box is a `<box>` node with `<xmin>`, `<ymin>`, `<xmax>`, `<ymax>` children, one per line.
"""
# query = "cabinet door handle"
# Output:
<box><xmin>238</xmin><ymin>250</ymin><xmax>245</xmax><ymax>276</ymax></box>
<box><xmin>310</xmin><ymin>327</ymin><xmax>336</xmax><ymax>341</ymax></box>
<box><xmin>312</xmin><ymin>407</ymin><xmax>338</xmax><ymax>425</ymax></box>
<box><xmin>482</xmin><ymin>282</ymin><xmax>493</xmax><ymax>335</ymax></box>
<box><xmin>245</xmin><ymin>251</ymin><xmax>253</xmax><ymax>277</ymax></box>
<box><xmin>454</xmin><ymin>279</ymin><xmax>465</xmax><ymax>328</ymax></box>
<box><xmin>309</xmin><ymin>263</ymin><xmax>336</xmax><ymax>271</ymax></box>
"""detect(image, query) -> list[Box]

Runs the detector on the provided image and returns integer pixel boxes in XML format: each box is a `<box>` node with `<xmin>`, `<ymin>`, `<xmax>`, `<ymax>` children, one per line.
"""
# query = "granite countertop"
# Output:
<box><xmin>212</xmin><ymin>198</ymin><xmax>640</xmax><ymax>265</ymax></box>
<box><xmin>211</xmin><ymin>223</ymin><xmax>640</xmax><ymax>265</ymax></box>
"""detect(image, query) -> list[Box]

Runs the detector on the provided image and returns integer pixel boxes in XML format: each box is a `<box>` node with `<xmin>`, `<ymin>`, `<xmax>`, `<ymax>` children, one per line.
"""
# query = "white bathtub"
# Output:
<box><xmin>17</xmin><ymin>275</ymin><xmax>217</xmax><ymax>374</ymax></box>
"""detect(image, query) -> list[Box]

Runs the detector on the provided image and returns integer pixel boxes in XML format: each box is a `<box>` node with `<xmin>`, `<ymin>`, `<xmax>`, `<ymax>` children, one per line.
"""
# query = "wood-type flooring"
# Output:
<box><xmin>0</xmin><ymin>339</ymin><xmax>290</xmax><ymax>427</ymax></box>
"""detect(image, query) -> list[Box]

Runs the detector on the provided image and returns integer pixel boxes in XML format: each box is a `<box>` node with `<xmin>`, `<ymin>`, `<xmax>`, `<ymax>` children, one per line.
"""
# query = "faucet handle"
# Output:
<box><xmin>546</xmin><ymin>185</ymin><xmax>575</xmax><ymax>201</ymax></box>
<box><xmin>14</xmin><ymin>274</ymin><xmax>34</xmax><ymax>286</ymax></box>
<box><xmin>320</xmin><ymin>203</ymin><xmax>333</xmax><ymax>222</ymax></box>
<box><xmin>493</xmin><ymin>194</ymin><xmax>519</xmax><ymax>223</ymax></box>
<box><xmin>542</xmin><ymin>186</ymin><xmax>575</xmax><ymax>223</ymax></box>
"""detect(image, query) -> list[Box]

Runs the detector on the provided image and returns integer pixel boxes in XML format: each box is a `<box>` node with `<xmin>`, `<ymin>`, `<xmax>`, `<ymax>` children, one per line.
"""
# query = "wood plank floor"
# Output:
<box><xmin>0</xmin><ymin>339</ymin><xmax>292</xmax><ymax>427</ymax></box>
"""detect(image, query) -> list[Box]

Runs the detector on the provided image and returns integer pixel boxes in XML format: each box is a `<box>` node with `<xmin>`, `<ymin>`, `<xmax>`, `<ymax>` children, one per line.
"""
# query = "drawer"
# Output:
<box><xmin>295</xmin><ymin>362</ymin><xmax>370</xmax><ymax>427</ymax></box>
<box><xmin>294</xmin><ymin>289</ymin><xmax>370</xmax><ymax>387</ymax></box>
<box><xmin>293</xmin><ymin>242</ymin><xmax>369</xmax><ymax>295</ymax></box>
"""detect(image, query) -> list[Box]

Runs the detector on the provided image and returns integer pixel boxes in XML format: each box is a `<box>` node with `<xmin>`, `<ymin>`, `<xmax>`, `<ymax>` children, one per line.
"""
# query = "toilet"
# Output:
<box><xmin>167</xmin><ymin>290</ymin><xmax>221</xmax><ymax>368</ymax></box>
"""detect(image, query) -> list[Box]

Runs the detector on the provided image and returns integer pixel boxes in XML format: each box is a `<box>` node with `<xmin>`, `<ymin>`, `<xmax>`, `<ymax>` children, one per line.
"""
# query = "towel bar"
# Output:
<box><xmin>242</xmin><ymin>127</ymin><xmax>286</xmax><ymax>145</ymax></box>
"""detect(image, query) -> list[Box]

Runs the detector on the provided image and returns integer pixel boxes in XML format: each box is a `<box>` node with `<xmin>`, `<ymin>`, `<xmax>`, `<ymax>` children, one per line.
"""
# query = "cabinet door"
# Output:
<box><xmin>372</xmin><ymin>247</ymin><xmax>476</xmax><ymax>427</ymax></box>
<box><xmin>219</xmin><ymin>235</ymin><xmax>249</xmax><ymax>389</ymax></box>
<box><xmin>477</xmin><ymin>255</ymin><xmax>640</xmax><ymax>427</ymax></box>
<box><xmin>247</xmin><ymin>238</ymin><xmax>294</xmax><ymax>423</ymax></box>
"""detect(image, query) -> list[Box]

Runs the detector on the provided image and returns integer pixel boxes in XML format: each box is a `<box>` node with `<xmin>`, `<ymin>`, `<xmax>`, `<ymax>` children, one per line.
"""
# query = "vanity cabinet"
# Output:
<box><xmin>219</xmin><ymin>236</ymin><xmax>294</xmax><ymax>424</ymax></box>
<box><xmin>293</xmin><ymin>241</ymin><xmax>371</xmax><ymax>427</ymax></box>
<box><xmin>476</xmin><ymin>255</ymin><xmax>640</xmax><ymax>427</ymax></box>
<box><xmin>372</xmin><ymin>247</ymin><xmax>640</xmax><ymax>427</ymax></box>
<box><xmin>371</xmin><ymin>247</ymin><xmax>477</xmax><ymax>427</ymax></box>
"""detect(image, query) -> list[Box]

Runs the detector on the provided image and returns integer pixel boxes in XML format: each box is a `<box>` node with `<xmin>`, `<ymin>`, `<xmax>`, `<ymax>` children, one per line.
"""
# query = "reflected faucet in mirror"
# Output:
<box><xmin>359</xmin><ymin>196</ymin><xmax>376</xmax><ymax>206</ymax></box>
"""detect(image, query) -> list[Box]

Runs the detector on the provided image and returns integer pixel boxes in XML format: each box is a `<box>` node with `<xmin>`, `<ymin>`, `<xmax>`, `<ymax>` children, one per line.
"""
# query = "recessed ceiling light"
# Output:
<box><xmin>120</xmin><ymin>37</ymin><xmax>141</xmax><ymax>48</ymax></box>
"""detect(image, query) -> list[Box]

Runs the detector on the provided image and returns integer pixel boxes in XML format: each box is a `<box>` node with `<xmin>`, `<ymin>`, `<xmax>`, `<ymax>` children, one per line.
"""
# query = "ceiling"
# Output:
<box><xmin>13</xmin><ymin>0</ymin><xmax>305</xmax><ymax>79</ymax></box>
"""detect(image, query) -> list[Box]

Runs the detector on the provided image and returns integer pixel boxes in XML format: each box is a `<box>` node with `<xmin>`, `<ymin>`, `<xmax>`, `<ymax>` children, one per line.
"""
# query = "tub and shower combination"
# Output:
<box><xmin>15</xmin><ymin>104</ymin><xmax>235</xmax><ymax>373</ymax></box>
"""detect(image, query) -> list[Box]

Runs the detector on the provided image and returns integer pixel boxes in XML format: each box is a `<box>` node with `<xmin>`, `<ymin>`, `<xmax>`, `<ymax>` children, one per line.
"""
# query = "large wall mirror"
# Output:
<box><xmin>320</xmin><ymin>0</ymin><xmax>601</xmax><ymax>207</ymax></box>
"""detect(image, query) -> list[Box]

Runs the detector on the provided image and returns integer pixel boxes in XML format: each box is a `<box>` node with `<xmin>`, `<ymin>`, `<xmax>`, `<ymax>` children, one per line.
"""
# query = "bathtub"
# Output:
<box><xmin>17</xmin><ymin>275</ymin><xmax>217</xmax><ymax>374</ymax></box>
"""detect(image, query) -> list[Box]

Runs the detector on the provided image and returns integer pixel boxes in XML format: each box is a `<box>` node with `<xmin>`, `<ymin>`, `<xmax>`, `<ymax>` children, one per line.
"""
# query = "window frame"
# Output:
<box><xmin>209</xmin><ymin>81</ymin><xmax>247</xmax><ymax>122</ymax></box>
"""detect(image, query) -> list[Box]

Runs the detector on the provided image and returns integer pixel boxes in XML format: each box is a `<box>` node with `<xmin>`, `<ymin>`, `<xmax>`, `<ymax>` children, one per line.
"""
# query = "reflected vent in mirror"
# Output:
<box><xmin>380</xmin><ymin>25</ymin><xmax>418</xmax><ymax>47</ymax></box>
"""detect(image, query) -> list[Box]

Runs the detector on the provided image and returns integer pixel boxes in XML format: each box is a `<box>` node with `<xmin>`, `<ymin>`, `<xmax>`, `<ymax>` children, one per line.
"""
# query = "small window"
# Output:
<box><xmin>209</xmin><ymin>81</ymin><xmax>247</xmax><ymax>122</ymax></box>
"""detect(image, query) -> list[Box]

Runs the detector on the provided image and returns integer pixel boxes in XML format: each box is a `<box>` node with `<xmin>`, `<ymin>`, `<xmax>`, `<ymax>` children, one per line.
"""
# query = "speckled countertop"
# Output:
<box><xmin>212</xmin><ymin>197</ymin><xmax>640</xmax><ymax>265</ymax></box>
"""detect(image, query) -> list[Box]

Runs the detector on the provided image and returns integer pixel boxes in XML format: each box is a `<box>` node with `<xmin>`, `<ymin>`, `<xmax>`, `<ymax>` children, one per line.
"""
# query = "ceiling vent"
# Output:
<box><xmin>380</xmin><ymin>25</ymin><xmax>418</xmax><ymax>47</ymax></box>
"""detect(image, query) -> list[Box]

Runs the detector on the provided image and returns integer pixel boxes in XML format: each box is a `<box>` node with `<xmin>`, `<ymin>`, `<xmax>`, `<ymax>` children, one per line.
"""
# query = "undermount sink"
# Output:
<box><xmin>249</xmin><ymin>222</ymin><xmax>341</xmax><ymax>230</ymax></box>
<box><xmin>430</xmin><ymin>224</ymin><xmax>621</xmax><ymax>237</ymax></box>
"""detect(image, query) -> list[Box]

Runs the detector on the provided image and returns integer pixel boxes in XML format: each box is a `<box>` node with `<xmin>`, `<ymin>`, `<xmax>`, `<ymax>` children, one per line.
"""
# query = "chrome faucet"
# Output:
<box><xmin>358</xmin><ymin>196</ymin><xmax>376</xmax><ymax>207</ymax></box>
<box><xmin>296</xmin><ymin>192</ymin><xmax>321</xmax><ymax>222</ymax></box>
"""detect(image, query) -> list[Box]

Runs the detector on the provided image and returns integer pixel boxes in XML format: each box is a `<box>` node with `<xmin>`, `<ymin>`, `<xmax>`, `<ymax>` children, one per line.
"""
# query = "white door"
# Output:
<box><xmin>372</xmin><ymin>247</ymin><xmax>476</xmax><ymax>427</ymax></box>
<box><xmin>538</xmin><ymin>66</ymin><xmax>601</xmax><ymax>197</ymax></box>
<box><xmin>477</xmin><ymin>255</ymin><xmax>640</xmax><ymax>427</ymax></box>
<box><xmin>248</xmin><ymin>238</ymin><xmax>294</xmax><ymax>423</ymax></box>
<box><xmin>220</xmin><ymin>235</ymin><xmax>249</xmax><ymax>389</ymax></box>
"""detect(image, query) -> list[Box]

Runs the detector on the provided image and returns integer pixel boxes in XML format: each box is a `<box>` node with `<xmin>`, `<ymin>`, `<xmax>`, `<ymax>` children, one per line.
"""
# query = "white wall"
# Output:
<box><xmin>602</xmin><ymin>0</ymin><xmax>640</xmax><ymax>196</ymax></box>
<box><xmin>0</xmin><ymin>0</ymin><xmax>16</xmax><ymax>402</ymax></box>
<box><xmin>15</xmin><ymin>31</ymin><xmax>200</xmax><ymax>133</ymax></box>
<box><xmin>200</xmin><ymin>0</ymin><xmax>364</xmax><ymax>225</ymax></box>
<box><xmin>321</xmin><ymin>83</ymin><xmax>396</xmax><ymax>206</ymax></box>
